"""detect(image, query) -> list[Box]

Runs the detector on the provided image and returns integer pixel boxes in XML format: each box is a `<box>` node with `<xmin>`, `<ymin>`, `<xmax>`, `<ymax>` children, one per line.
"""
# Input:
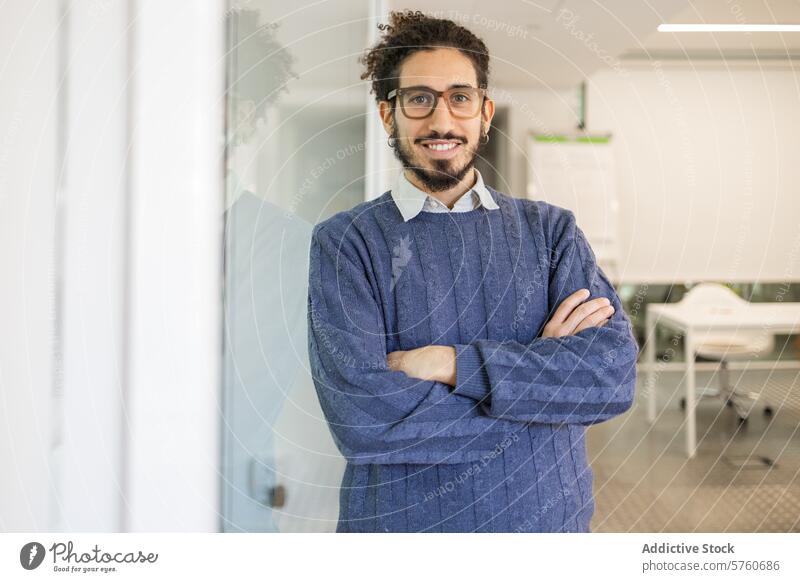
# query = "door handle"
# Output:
<box><xmin>247</xmin><ymin>455</ymin><xmax>286</xmax><ymax>507</ymax></box>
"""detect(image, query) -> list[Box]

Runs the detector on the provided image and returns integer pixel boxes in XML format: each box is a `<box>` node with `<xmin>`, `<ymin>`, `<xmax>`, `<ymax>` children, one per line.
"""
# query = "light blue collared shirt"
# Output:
<box><xmin>390</xmin><ymin>168</ymin><xmax>500</xmax><ymax>222</ymax></box>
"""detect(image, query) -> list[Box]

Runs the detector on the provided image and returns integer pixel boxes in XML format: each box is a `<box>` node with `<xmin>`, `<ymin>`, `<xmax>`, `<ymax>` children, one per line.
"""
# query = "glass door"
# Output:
<box><xmin>221</xmin><ymin>0</ymin><xmax>369</xmax><ymax>532</ymax></box>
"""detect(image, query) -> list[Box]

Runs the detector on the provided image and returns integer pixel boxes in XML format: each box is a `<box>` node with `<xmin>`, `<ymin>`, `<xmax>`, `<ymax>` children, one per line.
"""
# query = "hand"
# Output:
<box><xmin>387</xmin><ymin>345</ymin><xmax>456</xmax><ymax>386</ymax></box>
<box><xmin>541</xmin><ymin>288</ymin><xmax>614</xmax><ymax>338</ymax></box>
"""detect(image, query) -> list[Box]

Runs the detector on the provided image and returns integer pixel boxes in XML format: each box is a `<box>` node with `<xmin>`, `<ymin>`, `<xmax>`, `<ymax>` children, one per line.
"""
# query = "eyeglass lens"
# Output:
<box><xmin>401</xmin><ymin>88</ymin><xmax>482</xmax><ymax>118</ymax></box>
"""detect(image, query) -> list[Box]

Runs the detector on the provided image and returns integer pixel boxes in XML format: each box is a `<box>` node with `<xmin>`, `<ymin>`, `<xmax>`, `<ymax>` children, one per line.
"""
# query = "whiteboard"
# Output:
<box><xmin>527</xmin><ymin>135</ymin><xmax>620</xmax><ymax>282</ymax></box>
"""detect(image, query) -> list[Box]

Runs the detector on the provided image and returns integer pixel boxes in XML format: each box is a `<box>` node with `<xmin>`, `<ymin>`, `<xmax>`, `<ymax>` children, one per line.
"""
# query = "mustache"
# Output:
<box><xmin>414</xmin><ymin>132</ymin><xmax>467</xmax><ymax>144</ymax></box>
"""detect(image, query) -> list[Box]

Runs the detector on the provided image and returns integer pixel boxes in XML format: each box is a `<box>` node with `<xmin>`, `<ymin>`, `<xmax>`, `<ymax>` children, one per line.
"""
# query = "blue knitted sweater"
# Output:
<box><xmin>307</xmin><ymin>186</ymin><xmax>638</xmax><ymax>532</ymax></box>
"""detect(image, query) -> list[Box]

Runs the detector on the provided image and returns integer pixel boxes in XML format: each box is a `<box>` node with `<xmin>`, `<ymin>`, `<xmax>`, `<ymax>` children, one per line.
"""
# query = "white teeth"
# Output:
<box><xmin>424</xmin><ymin>142</ymin><xmax>457</xmax><ymax>151</ymax></box>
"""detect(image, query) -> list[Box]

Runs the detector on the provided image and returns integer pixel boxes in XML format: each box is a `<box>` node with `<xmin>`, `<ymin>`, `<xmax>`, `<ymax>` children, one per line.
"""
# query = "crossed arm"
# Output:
<box><xmin>307</xmin><ymin>209</ymin><xmax>638</xmax><ymax>465</ymax></box>
<box><xmin>387</xmin><ymin>288</ymin><xmax>617</xmax><ymax>386</ymax></box>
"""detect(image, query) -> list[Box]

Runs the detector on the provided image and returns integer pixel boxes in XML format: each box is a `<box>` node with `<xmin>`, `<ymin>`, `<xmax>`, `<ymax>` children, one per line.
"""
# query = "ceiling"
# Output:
<box><xmin>392</xmin><ymin>0</ymin><xmax>691</xmax><ymax>88</ymax></box>
<box><xmin>245</xmin><ymin>0</ymin><xmax>799</xmax><ymax>93</ymax></box>
<box><xmin>634</xmin><ymin>0</ymin><xmax>800</xmax><ymax>56</ymax></box>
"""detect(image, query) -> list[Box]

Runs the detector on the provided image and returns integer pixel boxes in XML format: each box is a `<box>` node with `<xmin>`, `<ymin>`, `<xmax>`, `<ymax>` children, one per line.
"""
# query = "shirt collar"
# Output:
<box><xmin>390</xmin><ymin>167</ymin><xmax>499</xmax><ymax>222</ymax></box>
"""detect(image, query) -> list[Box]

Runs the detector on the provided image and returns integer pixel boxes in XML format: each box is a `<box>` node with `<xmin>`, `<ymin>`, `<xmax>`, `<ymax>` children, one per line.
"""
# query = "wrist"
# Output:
<box><xmin>432</xmin><ymin>346</ymin><xmax>456</xmax><ymax>386</ymax></box>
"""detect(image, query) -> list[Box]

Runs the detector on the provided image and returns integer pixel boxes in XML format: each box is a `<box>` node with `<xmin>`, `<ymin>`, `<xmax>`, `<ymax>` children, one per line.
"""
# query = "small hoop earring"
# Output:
<box><xmin>388</xmin><ymin>136</ymin><xmax>396</xmax><ymax>147</ymax></box>
<box><xmin>479</xmin><ymin>132</ymin><xmax>489</xmax><ymax>145</ymax></box>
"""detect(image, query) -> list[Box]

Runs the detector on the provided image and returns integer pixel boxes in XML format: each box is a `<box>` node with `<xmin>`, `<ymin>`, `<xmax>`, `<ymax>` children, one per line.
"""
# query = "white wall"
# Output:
<box><xmin>0</xmin><ymin>0</ymin><xmax>59</xmax><ymax>532</ymax></box>
<box><xmin>496</xmin><ymin>64</ymin><xmax>800</xmax><ymax>284</ymax></box>
<box><xmin>588</xmin><ymin>64</ymin><xmax>800</xmax><ymax>284</ymax></box>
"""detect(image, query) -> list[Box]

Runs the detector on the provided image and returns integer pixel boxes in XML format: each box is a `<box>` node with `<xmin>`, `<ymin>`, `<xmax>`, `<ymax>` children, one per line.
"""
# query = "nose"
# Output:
<box><xmin>426</xmin><ymin>95</ymin><xmax>456</xmax><ymax>133</ymax></box>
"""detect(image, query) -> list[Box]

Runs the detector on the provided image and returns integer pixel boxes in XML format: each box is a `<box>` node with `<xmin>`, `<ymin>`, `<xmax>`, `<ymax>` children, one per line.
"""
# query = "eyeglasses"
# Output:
<box><xmin>386</xmin><ymin>85</ymin><xmax>486</xmax><ymax>119</ymax></box>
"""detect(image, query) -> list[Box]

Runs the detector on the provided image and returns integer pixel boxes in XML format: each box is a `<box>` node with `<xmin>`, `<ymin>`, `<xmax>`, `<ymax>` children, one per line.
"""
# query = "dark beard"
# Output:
<box><xmin>389</xmin><ymin>126</ymin><xmax>486</xmax><ymax>192</ymax></box>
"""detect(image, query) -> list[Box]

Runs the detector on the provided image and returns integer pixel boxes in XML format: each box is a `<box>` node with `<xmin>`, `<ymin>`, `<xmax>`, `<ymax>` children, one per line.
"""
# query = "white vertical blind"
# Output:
<box><xmin>56</xmin><ymin>0</ymin><xmax>129</xmax><ymax>532</ymax></box>
<box><xmin>124</xmin><ymin>0</ymin><xmax>225</xmax><ymax>531</ymax></box>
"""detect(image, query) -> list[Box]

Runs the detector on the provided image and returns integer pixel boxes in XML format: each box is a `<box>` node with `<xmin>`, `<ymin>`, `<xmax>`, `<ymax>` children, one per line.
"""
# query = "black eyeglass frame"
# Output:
<box><xmin>385</xmin><ymin>85</ymin><xmax>487</xmax><ymax>119</ymax></box>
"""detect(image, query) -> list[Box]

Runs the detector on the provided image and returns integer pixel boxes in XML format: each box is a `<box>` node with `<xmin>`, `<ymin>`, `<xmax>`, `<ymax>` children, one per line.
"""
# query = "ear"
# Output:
<box><xmin>481</xmin><ymin>96</ymin><xmax>495</xmax><ymax>134</ymax></box>
<box><xmin>378</xmin><ymin>100</ymin><xmax>395</xmax><ymax>135</ymax></box>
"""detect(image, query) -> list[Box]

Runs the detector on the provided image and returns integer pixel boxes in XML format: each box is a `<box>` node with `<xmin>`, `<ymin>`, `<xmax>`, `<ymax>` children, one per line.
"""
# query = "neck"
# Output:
<box><xmin>404</xmin><ymin>167</ymin><xmax>477</xmax><ymax>209</ymax></box>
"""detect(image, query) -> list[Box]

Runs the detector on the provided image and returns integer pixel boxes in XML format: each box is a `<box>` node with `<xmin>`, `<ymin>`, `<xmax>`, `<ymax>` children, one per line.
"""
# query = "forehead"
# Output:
<box><xmin>398</xmin><ymin>47</ymin><xmax>477</xmax><ymax>89</ymax></box>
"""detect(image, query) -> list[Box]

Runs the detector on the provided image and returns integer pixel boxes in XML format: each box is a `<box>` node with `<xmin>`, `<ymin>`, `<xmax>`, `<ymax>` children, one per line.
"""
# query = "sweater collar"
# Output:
<box><xmin>390</xmin><ymin>167</ymin><xmax>499</xmax><ymax>222</ymax></box>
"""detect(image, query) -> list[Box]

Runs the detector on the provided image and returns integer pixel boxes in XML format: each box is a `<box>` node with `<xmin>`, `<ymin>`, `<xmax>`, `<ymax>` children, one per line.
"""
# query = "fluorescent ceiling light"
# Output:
<box><xmin>659</xmin><ymin>24</ymin><xmax>800</xmax><ymax>32</ymax></box>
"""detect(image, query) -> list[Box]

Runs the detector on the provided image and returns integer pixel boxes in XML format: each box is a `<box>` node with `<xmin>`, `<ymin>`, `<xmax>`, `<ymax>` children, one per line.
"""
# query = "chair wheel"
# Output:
<box><xmin>725</xmin><ymin>399</ymin><xmax>733</xmax><ymax>408</ymax></box>
<box><xmin>764</xmin><ymin>406</ymin><xmax>773</xmax><ymax>418</ymax></box>
<box><xmin>679</xmin><ymin>397</ymin><xmax>686</xmax><ymax>411</ymax></box>
<box><xmin>737</xmin><ymin>415</ymin><xmax>748</xmax><ymax>426</ymax></box>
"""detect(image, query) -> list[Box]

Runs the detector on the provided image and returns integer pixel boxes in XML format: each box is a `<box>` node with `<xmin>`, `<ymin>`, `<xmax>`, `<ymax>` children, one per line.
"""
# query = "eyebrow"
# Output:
<box><xmin>400</xmin><ymin>83</ymin><xmax>477</xmax><ymax>90</ymax></box>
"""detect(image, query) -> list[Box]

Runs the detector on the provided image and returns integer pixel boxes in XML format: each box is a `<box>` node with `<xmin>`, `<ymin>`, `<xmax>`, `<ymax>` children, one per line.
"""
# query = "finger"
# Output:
<box><xmin>572</xmin><ymin>309</ymin><xmax>613</xmax><ymax>334</ymax></box>
<box><xmin>572</xmin><ymin>308</ymin><xmax>615</xmax><ymax>334</ymax></box>
<box><xmin>549</xmin><ymin>288</ymin><xmax>590</xmax><ymax>325</ymax></box>
<box><xmin>563</xmin><ymin>298</ymin><xmax>614</xmax><ymax>334</ymax></box>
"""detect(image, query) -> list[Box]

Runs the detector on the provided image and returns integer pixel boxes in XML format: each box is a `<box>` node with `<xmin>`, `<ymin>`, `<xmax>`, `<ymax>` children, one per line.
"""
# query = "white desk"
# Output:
<box><xmin>644</xmin><ymin>302</ymin><xmax>800</xmax><ymax>458</ymax></box>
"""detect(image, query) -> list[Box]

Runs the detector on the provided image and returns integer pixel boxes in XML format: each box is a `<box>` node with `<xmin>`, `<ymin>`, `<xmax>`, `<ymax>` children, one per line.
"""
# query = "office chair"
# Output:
<box><xmin>676</xmin><ymin>283</ymin><xmax>775</xmax><ymax>424</ymax></box>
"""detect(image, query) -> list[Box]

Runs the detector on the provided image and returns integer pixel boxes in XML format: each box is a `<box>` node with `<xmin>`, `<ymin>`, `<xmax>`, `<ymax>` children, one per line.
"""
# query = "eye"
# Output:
<box><xmin>409</xmin><ymin>95</ymin><xmax>429</xmax><ymax>104</ymax></box>
<box><xmin>450</xmin><ymin>92</ymin><xmax>472</xmax><ymax>103</ymax></box>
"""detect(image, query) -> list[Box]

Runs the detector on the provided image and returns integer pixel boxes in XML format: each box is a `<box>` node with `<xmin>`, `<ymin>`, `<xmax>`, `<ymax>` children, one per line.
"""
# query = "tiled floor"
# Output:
<box><xmin>588</xmin><ymin>369</ymin><xmax>800</xmax><ymax>532</ymax></box>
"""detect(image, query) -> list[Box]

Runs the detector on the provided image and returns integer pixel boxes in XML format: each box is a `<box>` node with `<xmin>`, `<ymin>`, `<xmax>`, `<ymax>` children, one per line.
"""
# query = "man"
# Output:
<box><xmin>307</xmin><ymin>10</ymin><xmax>638</xmax><ymax>533</ymax></box>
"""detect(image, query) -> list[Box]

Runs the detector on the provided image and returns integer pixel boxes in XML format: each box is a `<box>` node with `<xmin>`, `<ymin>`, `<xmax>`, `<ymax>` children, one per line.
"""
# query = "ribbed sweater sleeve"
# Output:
<box><xmin>452</xmin><ymin>208</ymin><xmax>639</xmax><ymax>426</ymax></box>
<box><xmin>308</xmin><ymin>222</ymin><xmax>524</xmax><ymax>465</ymax></box>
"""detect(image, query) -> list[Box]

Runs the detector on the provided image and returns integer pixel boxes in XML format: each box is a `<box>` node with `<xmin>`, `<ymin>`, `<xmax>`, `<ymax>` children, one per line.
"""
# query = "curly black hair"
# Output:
<box><xmin>360</xmin><ymin>10</ymin><xmax>490</xmax><ymax>105</ymax></box>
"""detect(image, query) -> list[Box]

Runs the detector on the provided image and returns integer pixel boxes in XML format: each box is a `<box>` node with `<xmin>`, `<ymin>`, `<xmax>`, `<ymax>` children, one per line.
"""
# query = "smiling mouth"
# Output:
<box><xmin>418</xmin><ymin>140</ymin><xmax>464</xmax><ymax>156</ymax></box>
<box><xmin>421</xmin><ymin>142</ymin><xmax>459</xmax><ymax>151</ymax></box>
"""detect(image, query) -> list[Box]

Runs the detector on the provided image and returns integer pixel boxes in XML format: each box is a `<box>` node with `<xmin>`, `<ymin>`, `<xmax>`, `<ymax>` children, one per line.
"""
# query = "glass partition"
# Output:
<box><xmin>221</xmin><ymin>0</ymin><xmax>368</xmax><ymax>532</ymax></box>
